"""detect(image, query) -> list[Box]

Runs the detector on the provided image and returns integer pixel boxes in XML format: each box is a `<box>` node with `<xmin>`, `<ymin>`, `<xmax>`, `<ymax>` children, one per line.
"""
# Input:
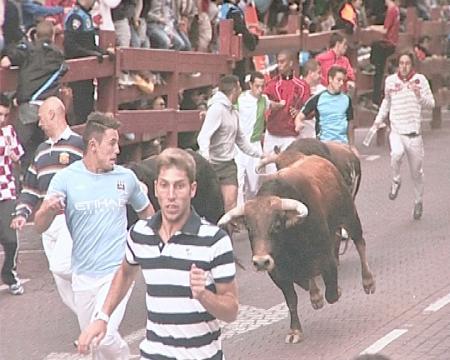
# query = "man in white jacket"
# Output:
<box><xmin>197</xmin><ymin>75</ymin><xmax>263</xmax><ymax>213</ymax></box>
<box><xmin>371</xmin><ymin>52</ymin><xmax>435</xmax><ymax>220</ymax></box>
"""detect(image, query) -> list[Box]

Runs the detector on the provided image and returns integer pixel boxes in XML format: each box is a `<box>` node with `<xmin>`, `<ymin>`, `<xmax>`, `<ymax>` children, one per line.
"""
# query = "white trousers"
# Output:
<box><xmin>298</xmin><ymin>119</ymin><xmax>316</xmax><ymax>139</ymax></box>
<box><xmin>235</xmin><ymin>143</ymin><xmax>262</xmax><ymax>205</ymax></box>
<box><xmin>74</xmin><ymin>273</ymin><xmax>132</xmax><ymax>360</ymax></box>
<box><xmin>389</xmin><ymin>129</ymin><xmax>424</xmax><ymax>203</ymax></box>
<box><xmin>263</xmin><ymin>132</ymin><xmax>297</xmax><ymax>174</ymax></box>
<box><xmin>42</xmin><ymin>214</ymin><xmax>76</xmax><ymax>313</ymax></box>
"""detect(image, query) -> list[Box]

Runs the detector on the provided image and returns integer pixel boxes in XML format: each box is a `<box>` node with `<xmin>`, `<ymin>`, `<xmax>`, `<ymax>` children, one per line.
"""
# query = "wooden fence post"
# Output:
<box><xmin>97</xmin><ymin>31</ymin><xmax>117</xmax><ymax>113</ymax></box>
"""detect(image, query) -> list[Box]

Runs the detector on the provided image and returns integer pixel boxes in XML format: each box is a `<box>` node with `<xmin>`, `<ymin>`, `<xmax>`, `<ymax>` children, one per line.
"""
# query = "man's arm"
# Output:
<box><xmin>416</xmin><ymin>75</ymin><xmax>435</xmax><ymax>109</ymax></box>
<box><xmin>34</xmin><ymin>194</ymin><xmax>65</xmax><ymax>233</ymax></box>
<box><xmin>197</xmin><ymin>105</ymin><xmax>221</xmax><ymax>161</ymax></box>
<box><xmin>190</xmin><ymin>264</ymin><xmax>239</xmax><ymax>323</ymax></box>
<box><xmin>137</xmin><ymin>203</ymin><xmax>155</xmax><ymax>219</ymax></box>
<box><xmin>78</xmin><ymin>260</ymin><xmax>139</xmax><ymax>354</ymax></box>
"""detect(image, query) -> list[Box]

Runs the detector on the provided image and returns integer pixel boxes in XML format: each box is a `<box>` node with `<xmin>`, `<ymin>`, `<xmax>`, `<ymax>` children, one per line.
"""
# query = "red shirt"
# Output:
<box><xmin>264</xmin><ymin>74</ymin><xmax>310</xmax><ymax>137</ymax></box>
<box><xmin>315</xmin><ymin>49</ymin><xmax>355</xmax><ymax>88</ymax></box>
<box><xmin>384</xmin><ymin>5</ymin><xmax>400</xmax><ymax>46</ymax></box>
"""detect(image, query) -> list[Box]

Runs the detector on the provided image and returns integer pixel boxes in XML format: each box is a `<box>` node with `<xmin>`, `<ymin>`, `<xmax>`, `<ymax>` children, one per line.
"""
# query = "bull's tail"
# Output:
<box><xmin>349</xmin><ymin>157</ymin><xmax>362</xmax><ymax>199</ymax></box>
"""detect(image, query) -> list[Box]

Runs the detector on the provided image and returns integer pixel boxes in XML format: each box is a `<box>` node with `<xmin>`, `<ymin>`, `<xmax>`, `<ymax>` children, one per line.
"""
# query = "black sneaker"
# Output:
<box><xmin>388</xmin><ymin>180</ymin><xmax>401</xmax><ymax>200</ymax></box>
<box><xmin>413</xmin><ymin>202</ymin><xmax>423</xmax><ymax>220</ymax></box>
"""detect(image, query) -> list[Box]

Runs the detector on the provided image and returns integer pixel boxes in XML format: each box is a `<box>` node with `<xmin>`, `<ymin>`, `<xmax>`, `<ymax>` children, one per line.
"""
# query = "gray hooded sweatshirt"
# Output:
<box><xmin>197</xmin><ymin>91</ymin><xmax>262</xmax><ymax>163</ymax></box>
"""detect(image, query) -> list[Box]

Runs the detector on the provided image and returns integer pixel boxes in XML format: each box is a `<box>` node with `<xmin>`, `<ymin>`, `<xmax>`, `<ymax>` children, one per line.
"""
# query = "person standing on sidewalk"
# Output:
<box><xmin>77</xmin><ymin>148</ymin><xmax>238</xmax><ymax>359</ymax></box>
<box><xmin>235</xmin><ymin>71</ymin><xmax>285</xmax><ymax>205</ymax></box>
<box><xmin>370</xmin><ymin>52</ymin><xmax>435</xmax><ymax>220</ymax></box>
<box><xmin>197</xmin><ymin>74</ymin><xmax>263</xmax><ymax>213</ymax></box>
<box><xmin>0</xmin><ymin>93</ymin><xmax>25</xmax><ymax>295</ymax></box>
<box><xmin>10</xmin><ymin>96</ymin><xmax>83</xmax><ymax>312</ymax></box>
<box><xmin>34</xmin><ymin>112</ymin><xmax>154</xmax><ymax>360</ymax></box>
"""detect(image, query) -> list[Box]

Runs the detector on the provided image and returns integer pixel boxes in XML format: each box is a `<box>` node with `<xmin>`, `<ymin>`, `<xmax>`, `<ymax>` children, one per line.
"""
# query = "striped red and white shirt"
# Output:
<box><xmin>0</xmin><ymin>125</ymin><xmax>24</xmax><ymax>201</ymax></box>
<box><xmin>375</xmin><ymin>72</ymin><xmax>435</xmax><ymax>135</ymax></box>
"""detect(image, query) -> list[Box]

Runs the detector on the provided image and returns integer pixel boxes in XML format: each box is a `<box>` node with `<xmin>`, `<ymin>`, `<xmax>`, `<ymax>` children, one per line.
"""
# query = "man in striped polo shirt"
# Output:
<box><xmin>11</xmin><ymin>96</ymin><xmax>83</xmax><ymax>311</ymax></box>
<box><xmin>77</xmin><ymin>148</ymin><xmax>238</xmax><ymax>360</ymax></box>
<box><xmin>371</xmin><ymin>52</ymin><xmax>435</xmax><ymax>220</ymax></box>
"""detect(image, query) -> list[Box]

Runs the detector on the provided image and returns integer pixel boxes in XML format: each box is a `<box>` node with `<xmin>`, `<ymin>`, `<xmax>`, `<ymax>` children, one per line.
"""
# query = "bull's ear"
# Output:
<box><xmin>285</xmin><ymin>210</ymin><xmax>306</xmax><ymax>227</ymax></box>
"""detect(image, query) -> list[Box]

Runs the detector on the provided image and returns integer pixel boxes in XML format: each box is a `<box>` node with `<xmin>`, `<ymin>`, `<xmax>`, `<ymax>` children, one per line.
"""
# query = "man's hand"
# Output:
<box><xmin>0</xmin><ymin>56</ymin><xmax>12</xmax><ymax>68</ymax></box>
<box><xmin>10</xmin><ymin>215</ymin><xmax>27</xmax><ymax>231</ymax></box>
<box><xmin>294</xmin><ymin>118</ymin><xmax>304</xmax><ymax>133</ymax></box>
<box><xmin>289</xmin><ymin>106</ymin><xmax>299</xmax><ymax>119</ymax></box>
<box><xmin>190</xmin><ymin>263</ymin><xmax>207</xmax><ymax>300</ymax></box>
<box><xmin>77</xmin><ymin>320</ymin><xmax>107</xmax><ymax>355</ymax></box>
<box><xmin>271</xmin><ymin>99</ymin><xmax>286</xmax><ymax>109</ymax></box>
<box><xmin>42</xmin><ymin>194</ymin><xmax>65</xmax><ymax>214</ymax></box>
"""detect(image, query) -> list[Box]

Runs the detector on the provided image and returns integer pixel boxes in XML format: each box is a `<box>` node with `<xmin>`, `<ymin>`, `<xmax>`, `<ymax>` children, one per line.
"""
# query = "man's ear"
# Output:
<box><xmin>190</xmin><ymin>181</ymin><xmax>197</xmax><ymax>199</ymax></box>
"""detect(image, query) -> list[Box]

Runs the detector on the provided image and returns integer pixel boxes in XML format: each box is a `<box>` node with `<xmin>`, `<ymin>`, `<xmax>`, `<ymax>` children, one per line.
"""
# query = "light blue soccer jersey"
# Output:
<box><xmin>47</xmin><ymin>160</ymin><xmax>149</xmax><ymax>276</ymax></box>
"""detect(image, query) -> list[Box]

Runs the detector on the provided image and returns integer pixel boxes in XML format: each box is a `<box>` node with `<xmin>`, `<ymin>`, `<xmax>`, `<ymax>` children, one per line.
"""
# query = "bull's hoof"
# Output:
<box><xmin>310</xmin><ymin>291</ymin><xmax>325</xmax><ymax>310</ymax></box>
<box><xmin>285</xmin><ymin>329</ymin><xmax>304</xmax><ymax>344</ymax></box>
<box><xmin>325</xmin><ymin>286</ymin><xmax>341</xmax><ymax>304</ymax></box>
<box><xmin>363</xmin><ymin>275</ymin><xmax>376</xmax><ymax>294</ymax></box>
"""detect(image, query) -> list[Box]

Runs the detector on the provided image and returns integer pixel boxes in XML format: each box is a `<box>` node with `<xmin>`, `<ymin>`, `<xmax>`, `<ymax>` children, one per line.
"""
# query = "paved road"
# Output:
<box><xmin>2</xmin><ymin>115</ymin><xmax>450</xmax><ymax>360</ymax></box>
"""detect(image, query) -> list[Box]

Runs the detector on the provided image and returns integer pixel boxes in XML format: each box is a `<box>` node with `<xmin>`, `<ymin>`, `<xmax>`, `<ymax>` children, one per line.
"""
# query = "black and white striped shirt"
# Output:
<box><xmin>126</xmin><ymin>209</ymin><xmax>236</xmax><ymax>360</ymax></box>
<box><xmin>15</xmin><ymin>127</ymin><xmax>84</xmax><ymax>219</ymax></box>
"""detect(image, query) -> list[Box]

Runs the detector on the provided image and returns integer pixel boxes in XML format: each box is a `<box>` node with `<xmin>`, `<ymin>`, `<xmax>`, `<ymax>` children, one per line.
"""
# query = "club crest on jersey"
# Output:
<box><xmin>117</xmin><ymin>180</ymin><xmax>125</xmax><ymax>191</ymax></box>
<box><xmin>59</xmin><ymin>152</ymin><xmax>70</xmax><ymax>165</ymax></box>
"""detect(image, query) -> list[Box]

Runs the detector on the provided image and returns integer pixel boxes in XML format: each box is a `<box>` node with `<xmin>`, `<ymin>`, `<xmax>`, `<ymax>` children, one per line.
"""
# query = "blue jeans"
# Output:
<box><xmin>147</xmin><ymin>23</ymin><xmax>191</xmax><ymax>51</ymax></box>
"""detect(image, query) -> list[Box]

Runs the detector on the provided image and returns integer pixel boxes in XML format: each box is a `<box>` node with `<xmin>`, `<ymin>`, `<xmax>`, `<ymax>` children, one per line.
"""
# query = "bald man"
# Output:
<box><xmin>11</xmin><ymin>97</ymin><xmax>84</xmax><ymax>312</ymax></box>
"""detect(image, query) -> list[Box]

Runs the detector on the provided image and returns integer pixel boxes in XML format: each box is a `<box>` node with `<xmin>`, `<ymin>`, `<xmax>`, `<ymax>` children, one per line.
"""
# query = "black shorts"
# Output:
<box><xmin>211</xmin><ymin>160</ymin><xmax>238</xmax><ymax>186</ymax></box>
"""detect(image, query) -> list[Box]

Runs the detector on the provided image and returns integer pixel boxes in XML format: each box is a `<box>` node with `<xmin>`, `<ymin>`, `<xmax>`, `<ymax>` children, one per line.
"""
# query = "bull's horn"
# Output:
<box><xmin>255</xmin><ymin>153</ymin><xmax>279</xmax><ymax>174</ymax></box>
<box><xmin>280</xmin><ymin>198</ymin><xmax>309</xmax><ymax>218</ymax></box>
<box><xmin>217</xmin><ymin>204</ymin><xmax>245</xmax><ymax>226</ymax></box>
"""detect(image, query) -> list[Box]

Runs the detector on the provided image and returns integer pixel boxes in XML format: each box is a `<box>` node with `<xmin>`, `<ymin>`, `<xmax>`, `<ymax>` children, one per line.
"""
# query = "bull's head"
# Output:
<box><xmin>218</xmin><ymin>196</ymin><xmax>308</xmax><ymax>272</ymax></box>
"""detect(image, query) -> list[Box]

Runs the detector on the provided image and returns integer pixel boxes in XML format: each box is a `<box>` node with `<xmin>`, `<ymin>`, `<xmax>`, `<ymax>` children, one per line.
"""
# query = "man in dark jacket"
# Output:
<box><xmin>0</xmin><ymin>20</ymin><xmax>67</xmax><ymax>172</ymax></box>
<box><xmin>64</xmin><ymin>0</ymin><xmax>114</xmax><ymax>125</ymax></box>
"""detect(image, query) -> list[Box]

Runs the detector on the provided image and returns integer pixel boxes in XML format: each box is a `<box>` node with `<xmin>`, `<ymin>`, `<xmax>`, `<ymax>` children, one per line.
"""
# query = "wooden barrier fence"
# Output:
<box><xmin>0</xmin><ymin>6</ymin><xmax>449</xmax><ymax>158</ymax></box>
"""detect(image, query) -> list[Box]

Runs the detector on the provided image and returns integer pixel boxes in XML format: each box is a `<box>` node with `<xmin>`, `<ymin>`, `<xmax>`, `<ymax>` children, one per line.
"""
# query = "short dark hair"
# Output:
<box><xmin>277</xmin><ymin>49</ymin><xmax>295</xmax><ymax>62</ymax></box>
<box><xmin>249</xmin><ymin>71</ymin><xmax>265</xmax><ymax>83</ymax></box>
<box><xmin>36</xmin><ymin>20</ymin><xmax>55</xmax><ymax>42</ymax></box>
<box><xmin>0</xmin><ymin>93</ymin><xmax>11</xmax><ymax>108</ymax></box>
<box><xmin>418</xmin><ymin>35</ymin><xmax>431</xmax><ymax>44</ymax></box>
<box><xmin>156</xmin><ymin>148</ymin><xmax>196</xmax><ymax>183</ymax></box>
<box><xmin>328</xmin><ymin>66</ymin><xmax>347</xmax><ymax>80</ymax></box>
<box><xmin>218</xmin><ymin>75</ymin><xmax>240</xmax><ymax>96</ymax></box>
<box><xmin>302</xmin><ymin>59</ymin><xmax>320</xmax><ymax>76</ymax></box>
<box><xmin>83</xmin><ymin>112</ymin><xmax>121</xmax><ymax>148</ymax></box>
<box><xmin>329</xmin><ymin>33</ymin><xmax>345</xmax><ymax>48</ymax></box>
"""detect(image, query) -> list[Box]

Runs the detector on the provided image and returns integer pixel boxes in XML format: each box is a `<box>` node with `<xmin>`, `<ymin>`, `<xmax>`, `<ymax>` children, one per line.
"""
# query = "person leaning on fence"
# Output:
<box><xmin>0</xmin><ymin>20</ymin><xmax>67</xmax><ymax>174</ymax></box>
<box><xmin>0</xmin><ymin>93</ymin><xmax>25</xmax><ymax>295</ymax></box>
<box><xmin>370</xmin><ymin>52</ymin><xmax>435</xmax><ymax>220</ymax></box>
<box><xmin>34</xmin><ymin>112</ymin><xmax>154</xmax><ymax>360</ymax></box>
<box><xmin>64</xmin><ymin>0</ymin><xmax>115</xmax><ymax>126</ymax></box>
<box><xmin>10</xmin><ymin>96</ymin><xmax>84</xmax><ymax>313</ymax></box>
<box><xmin>77</xmin><ymin>147</ymin><xmax>238</xmax><ymax>360</ymax></box>
<box><xmin>197</xmin><ymin>74</ymin><xmax>264</xmax><ymax>214</ymax></box>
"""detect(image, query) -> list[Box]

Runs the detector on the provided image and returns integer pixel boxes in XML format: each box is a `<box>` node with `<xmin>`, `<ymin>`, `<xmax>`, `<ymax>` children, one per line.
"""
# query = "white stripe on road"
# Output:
<box><xmin>0</xmin><ymin>278</ymin><xmax>30</xmax><ymax>292</ymax></box>
<box><xmin>365</xmin><ymin>155</ymin><xmax>381</xmax><ymax>161</ymax></box>
<box><xmin>0</xmin><ymin>249</ymin><xmax>44</xmax><ymax>255</ymax></box>
<box><xmin>44</xmin><ymin>303</ymin><xmax>289</xmax><ymax>359</ymax></box>
<box><xmin>360</xmin><ymin>329</ymin><xmax>408</xmax><ymax>355</ymax></box>
<box><xmin>423</xmin><ymin>292</ymin><xmax>450</xmax><ymax>312</ymax></box>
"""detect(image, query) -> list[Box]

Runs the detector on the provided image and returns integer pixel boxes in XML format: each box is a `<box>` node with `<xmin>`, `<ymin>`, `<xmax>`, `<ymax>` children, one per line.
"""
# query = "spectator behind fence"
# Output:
<box><xmin>364</xmin><ymin>0</ymin><xmax>400</xmax><ymax>108</ymax></box>
<box><xmin>414</xmin><ymin>35</ymin><xmax>432</xmax><ymax>61</ymax></box>
<box><xmin>64</xmin><ymin>0</ymin><xmax>115</xmax><ymax>126</ymax></box>
<box><xmin>334</xmin><ymin>0</ymin><xmax>365</xmax><ymax>34</ymax></box>
<box><xmin>130</xmin><ymin>0</ymin><xmax>151</xmax><ymax>48</ymax></box>
<box><xmin>146</xmin><ymin>0</ymin><xmax>192</xmax><ymax>51</ymax></box>
<box><xmin>370</xmin><ymin>52</ymin><xmax>435</xmax><ymax>220</ymax></box>
<box><xmin>2</xmin><ymin>0</ymin><xmax>24</xmax><ymax>55</ymax></box>
<box><xmin>316</xmin><ymin>32</ymin><xmax>356</xmax><ymax>92</ymax></box>
<box><xmin>111</xmin><ymin>0</ymin><xmax>136</xmax><ymax>47</ymax></box>
<box><xmin>0</xmin><ymin>93</ymin><xmax>25</xmax><ymax>296</ymax></box>
<box><xmin>21</xmin><ymin>0</ymin><xmax>64</xmax><ymax>31</ymax></box>
<box><xmin>0</xmin><ymin>20</ymin><xmax>67</xmax><ymax>174</ymax></box>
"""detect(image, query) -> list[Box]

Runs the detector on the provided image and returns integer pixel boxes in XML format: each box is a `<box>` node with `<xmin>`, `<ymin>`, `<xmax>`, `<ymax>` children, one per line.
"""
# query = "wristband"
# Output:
<box><xmin>93</xmin><ymin>310</ymin><xmax>110</xmax><ymax>324</ymax></box>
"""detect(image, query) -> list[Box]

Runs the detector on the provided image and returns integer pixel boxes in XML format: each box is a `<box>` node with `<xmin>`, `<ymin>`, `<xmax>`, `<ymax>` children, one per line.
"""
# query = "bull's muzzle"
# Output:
<box><xmin>252</xmin><ymin>255</ymin><xmax>275</xmax><ymax>272</ymax></box>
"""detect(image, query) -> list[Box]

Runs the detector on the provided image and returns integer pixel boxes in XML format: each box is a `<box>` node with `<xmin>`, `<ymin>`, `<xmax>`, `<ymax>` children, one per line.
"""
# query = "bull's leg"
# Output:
<box><xmin>321</xmin><ymin>256</ymin><xmax>341</xmax><ymax>304</ymax></box>
<box><xmin>309</xmin><ymin>277</ymin><xmax>324</xmax><ymax>310</ymax></box>
<box><xmin>270</xmin><ymin>275</ymin><xmax>304</xmax><ymax>344</ymax></box>
<box><xmin>346</xmin><ymin>213</ymin><xmax>376</xmax><ymax>294</ymax></box>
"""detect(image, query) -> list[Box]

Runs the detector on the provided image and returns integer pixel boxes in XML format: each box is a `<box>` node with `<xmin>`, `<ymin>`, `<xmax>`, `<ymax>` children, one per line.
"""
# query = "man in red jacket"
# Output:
<box><xmin>316</xmin><ymin>33</ymin><xmax>356</xmax><ymax>92</ymax></box>
<box><xmin>263</xmin><ymin>50</ymin><xmax>310</xmax><ymax>171</ymax></box>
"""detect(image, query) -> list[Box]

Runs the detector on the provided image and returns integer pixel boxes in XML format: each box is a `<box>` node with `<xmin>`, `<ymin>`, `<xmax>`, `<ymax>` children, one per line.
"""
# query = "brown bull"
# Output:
<box><xmin>219</xmin><ymin>155</ymin><xmax>375</xmax><ymax>343</ymax></box>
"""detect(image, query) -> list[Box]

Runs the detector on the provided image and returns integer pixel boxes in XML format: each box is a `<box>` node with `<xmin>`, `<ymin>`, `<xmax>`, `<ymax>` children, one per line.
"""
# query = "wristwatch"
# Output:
<box><xmin>93</xmin><ymin>310</ymin><xmax>110</xmax><ymax>324</ymax></box>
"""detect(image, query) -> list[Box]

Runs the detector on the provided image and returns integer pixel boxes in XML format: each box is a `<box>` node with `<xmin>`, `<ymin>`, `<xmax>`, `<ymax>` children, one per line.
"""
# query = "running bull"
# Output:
<box><xmin>127</xmin><ymin>149</ymin><xmax>225</xmax><ymax>226</ymax></box>
<box><xmin>261</xmin><ymin>138</ymin><xmax>361</xmax><ymax>199</ymax></box>
<box><xmin>218</xmin><ymin>154</ymin><xmax>375</xmax><ymax>343</ymax></box>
